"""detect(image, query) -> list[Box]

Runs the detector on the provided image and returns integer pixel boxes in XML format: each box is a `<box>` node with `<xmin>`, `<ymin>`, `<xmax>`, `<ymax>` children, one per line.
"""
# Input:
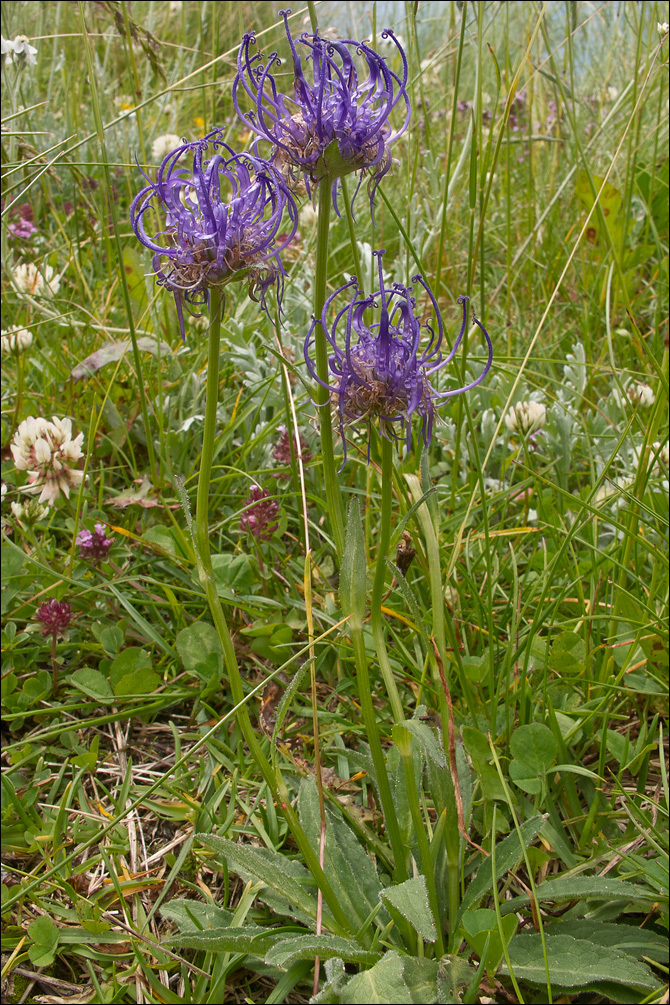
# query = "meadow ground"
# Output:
<box><xmin>1</xmin><ymin>2</ymin><xmax>668</xmax><ymax>1003</ymax></box>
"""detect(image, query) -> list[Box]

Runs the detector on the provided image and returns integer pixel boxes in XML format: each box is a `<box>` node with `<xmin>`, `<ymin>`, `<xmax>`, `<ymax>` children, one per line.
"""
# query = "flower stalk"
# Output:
<box><xmin>195</xmin><ymin>287</ymin><xmax>352</xmax><ymax>936</ymax></box>
<box><xmin>313</xmin><ymin>180</ymin><xmax>345</xmax><ymax>558</ymax></box>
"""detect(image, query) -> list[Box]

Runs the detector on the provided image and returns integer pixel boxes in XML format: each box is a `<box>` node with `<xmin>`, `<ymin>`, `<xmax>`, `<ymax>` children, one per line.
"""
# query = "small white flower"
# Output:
<box><xmin>657</xmin><ymin>22</ymin><xmax>669</xmax><ymax>37</ymax></box>
<box><xmin>152</xmin><ymin>133</ymin><xmax>183</xmax><ymax>161</ymax></box>
<box><xmin>1</xmin><ymin>327</ymin><xmax>33</xmax><ymax>355</ymax></box>
<box><xmin>607</xmin><ymin>85</ymin><xmax>619</xmax><ymax>102</ymax></box>
<box><xmin>627</xmin><ymin>382</ymin><xmax>655</xmax><ymax>408</ymax></box>
<box><xmin>169</xmin><ymin>0</ymin><xmax>183</xmax><ymax>12</ymax></box>
<box><xmin>12</xmin><ymin>262</ymin><xmax>61</xmax><ymax>297</ymax></box>
<box><xmin>1</xmin><ymin>34</ymin><xmax>38</xmax><ymax>67</ymax></box>
<box><xmin>11</xmin><ymin>415</ymin><xmax>85</xmax><ymax>505</ymax></box>
<box><xmin>505</xmin><ymin>400</ymin><xmax>547</xmax><ymax>436</ymax></box>
<box><xmin>11</xmin><ymin>498</ymin><xmax>48</xmax><ymax>525</ymax></box>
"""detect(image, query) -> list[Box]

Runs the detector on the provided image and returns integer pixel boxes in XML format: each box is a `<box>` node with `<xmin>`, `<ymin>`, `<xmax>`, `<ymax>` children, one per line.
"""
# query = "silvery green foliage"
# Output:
<box><xmin>561</xmin><ymin>341</ymin><xmax>587</xmax><ymax>402</ymax></box>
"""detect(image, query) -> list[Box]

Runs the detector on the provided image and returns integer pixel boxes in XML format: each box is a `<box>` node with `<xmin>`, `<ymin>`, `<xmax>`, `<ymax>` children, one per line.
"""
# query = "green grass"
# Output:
<box><xmin>1</xmin><ymin>2</ymin><xmax>668</xmax><ymax>1003</ymax></box>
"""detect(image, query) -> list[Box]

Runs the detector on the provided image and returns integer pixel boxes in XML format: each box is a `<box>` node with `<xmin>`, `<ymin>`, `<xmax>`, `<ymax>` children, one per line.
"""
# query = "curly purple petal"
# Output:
<box><xmin>233</xmin><ymin>10</ymin><xmax>410</xmax><ymax>212</ymax></box>
<box><xmin>130</xmin><ymin>129</ymin><xmax>298</xmax><ymax>337</ymax></box>
<box><xmin>304</xmin><ymin>250</ymin><xmax>493</xmax><ymax>465</ymax></box>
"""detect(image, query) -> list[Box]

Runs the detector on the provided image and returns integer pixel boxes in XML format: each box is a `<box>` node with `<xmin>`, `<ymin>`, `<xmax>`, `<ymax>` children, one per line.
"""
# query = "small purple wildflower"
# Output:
<box><xmin>234</xmin><ymin>10</ymin><xmax>410</xmax><ymax>211</ymax></box>
<box><xmin>273</xmin><ymin>426</ymin><xmax>312</xmax><ymax>470</ymax></box>
<box><xmin>35</xmin><ymin>599</ymin><xmax>72</xmax><ymax>636</ymax></box>
<box><xmin>9</xmin><ymin>218</ymin><xmax>37</xmax><ymax>240</ymax></box>
<box><xmin>130</xmin><ymin>129</ymin><xmax>298</xmax><ymax>338</ymax></box>
<box><xmin>240</xmin><ymin>486</ymin><xmax>279</xmax><ymax>540</ymax></box>
<box><xmin>304</xmin><ymin>250</ymin><xmax>493</xmax><ymax>464</ymax></box>
<box><xmin>76</xmin><ymin>523</ymin><xmax>113</xmax><ymax>565</ymax></box>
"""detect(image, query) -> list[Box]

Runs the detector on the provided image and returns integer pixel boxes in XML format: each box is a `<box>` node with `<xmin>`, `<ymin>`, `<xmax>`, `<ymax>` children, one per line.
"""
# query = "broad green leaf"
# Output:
<box><xmin>437</xmin><ymin>954</ymin><xmax>476</xmax><ymax>1005</ymax></box>
<box><xmin>112</xmin><ymin>667</ymin><xmax>161</xmax><ymax>697</ymax></box>
<box><xmin>166</xmin><ymin>926</ymin><xmax>278</xmax><ymax>955</ymax></box>
<box><xmin>342</xmin><ymin>951</ymin><xmax>439</xmax><ymax>1004</ymax></box>
<box><xmin>312</xmin><ymin>957</ymin><xmax>349</xmax><ymax>1004</ymax></box>
<box><xmin>27</xmin><ymin>915</ymin><xmax>60</xmax><ymax>967</ymax></box>
<box><xmin>461</xmin><ymin>908</ymin><xmax>518</xmax><ymax>975</ymax></box>
<box><xmin>509</xmin><ymin>723</ymin><xmax>558</xmax><ymax>769</ymax></box>
<box><xmin>176</xmin><ymin>622</ymin><xmax>222</xmax><ymax>670</ymax></box>
<box><xmin>340</xmin><ymin>499</ymin><xmax>366</xmax><ymax>630</ymax></box>
<box><xmin>69</xmin><ymin>668</ymin><xmax>113</xmax><ymax>701</ymax></box>
<box><xmin>381</xmin><ymin>875</ymin><xmax>437</xmax><ymax>943</ymax></box>
<box><xmin>110</xmin><ymin>647</ymin><xmax>152</xmax><ymax>684</ymax></box>
<box><xmin>499</xmin><ymin>875</ymin><xmax>660</xmax><ymax>915</ymax></box>
<box><xmin>211</xmin><ymin>553</ymin><xmax>254</xmax><ymax>596</ymax></box>
<box><xmin>161</xmin><ymin>897</ymin><xmax>233</xmax><ymax>932</ymax></box>
<box><xmin>461</xmin><ymin>727</ymin><xmax>506</xmax><ymax>801</ymax></box>
<box><xmin>265</xmin><ymin>934</ymin><xmax>380</xmax><ymax>969</ymax></box>
<box><xmin>299</xmin><ymin>778</ymin><xmax>383</xmax><ymax>933</ymax></box>
<box><xmin>549</xmin><ymin>632</ymin><xmax>586</xmax><ymax>673</ymax></box>
<box><xmin>504</xmin><ymin>932</ymin><xmax>659</xmax><ymax>992</ymax></box>
<box><xmin>546</xmin><ymin>920</ymin><xmax>668</xmax><ymax>965</ymax></box>
<box><xmin>196</xmin><ymin>834</ymin><xmax>321</xmax><ymax>925</ymax></box>
<box><xmin>458</xmin><ymin>815</ymin><xmax>545</xmax><ymax>919</ymax></box>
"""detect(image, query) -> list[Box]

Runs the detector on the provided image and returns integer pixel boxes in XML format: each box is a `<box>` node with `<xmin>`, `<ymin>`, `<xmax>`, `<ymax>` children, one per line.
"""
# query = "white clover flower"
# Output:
<box><xmin>607</xmin><ymin>85</ymin><xmax>619</xmax><ymax>102</ymax></box>
<box><xmin>11</xmin><ymin>498</ymin><xmax>47</xmax><ymax>526</ymax></box>
<box><xmin>11</xmin><ymin>415</ymin><xmax>85</xmax><ymax>506</ymax></box>
<box><xmin>151</xmin><ymin>133</ymin><xmax>182</xmax><ymax>161</ymax></box>
<box><xmin>658</xmin><ymin>22</ymin><xmax>669</xmax><ymax>37</ymax></box>
<box><xmin>652</xmin><ymin>441</ymin><xmax>669</xmax><ymax>474</ymax></box>
<box><xmin>169</xmin><ymin>0</ymin><xmax>183</xmax><ymax>12</ymax></box>
<box><xmin>505</xmin><ymin>400</ymin><xmax>547</xmax><ymax>435</ymax></box>
<box><xmin>1</xmin><ymin>327</ymin><xmax>33</xmax><ymax>355</ymax></box>
<box><xmin>12</xmin><ymin>262</ymin><xmax>61</xmax><ymax>297</ymax></box>
<box><xmin>627</xmin><ymin>382</ymin><xmax>655</xmax><ymax>408</ymax></box>
<box><xmin>595</xmin><ymin>476</ymin><xmax>633</xmax><ymax>506</ymax></box>
<box><xmin>1</xmin><ymin>35</ymin><xmax>38</xmax><ymax>67</ymax></box>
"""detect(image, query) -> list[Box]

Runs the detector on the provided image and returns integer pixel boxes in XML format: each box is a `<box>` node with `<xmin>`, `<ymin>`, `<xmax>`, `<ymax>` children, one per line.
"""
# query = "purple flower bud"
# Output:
<box><xmin>35</xmin><ymin>599</ymin><xmax>72</xmax><ymax>636</ymax></box>
<box><xmin>76</xmin><ymin>523</ymin><xmax>113</xmax><ymax>565</ymax></box>
<box><xmin>130</xmin><ymin>129</ymin><xmax>298</xmax><ymax>338</ymax></box>
<box><xmin>304</xmin><ymin>250</ymin><xmax>493</xmax><ymax>465</ymax></box>
<box><xmin>234</xmin><ymin>11</ymin><xmax>410</xmax><ymax>212</ymax></box>
<box><xmin>240</xmin><ymin>486</ymin><xmax>279</xmax><ymax>540</ymax></box>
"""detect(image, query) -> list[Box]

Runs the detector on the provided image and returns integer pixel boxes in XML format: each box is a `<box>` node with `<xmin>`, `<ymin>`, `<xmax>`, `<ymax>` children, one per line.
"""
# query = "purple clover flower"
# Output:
<box><xmin>76</xmin><ymin>523</ymin><xmax>113</xmax><ymax>565</ymax></box>
<box><xmin>234</xmin><ymin>10</ymin><xmax>410</xmax><ymax>210</ymax></box>
<box><xmin>130</xmin><ymin>129</ymin><xmax>298</xmax><ymax>338</ymax></box>
<box><xmin>240</xmin><ymin>486</ymin><xmax>279</xmax><ymax>540</ymax></box>
<box><xmin>35</xmin><ymin>599</ymin><xmax>72</xmax><ymax>636</ymax></box>
<box><xmin>304</xmin><ymin>250</ymin><xmax>493</xmax><ymax>464</ymax></box>
<box><xmin>273</xmin><ymin>426</ymin><xmax>312</xmax><ymax>471</ymax></box>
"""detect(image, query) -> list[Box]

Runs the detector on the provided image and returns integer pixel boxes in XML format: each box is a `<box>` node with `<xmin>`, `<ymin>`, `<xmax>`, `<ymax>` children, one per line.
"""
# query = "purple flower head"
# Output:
<box><xmin>304</xmin><ymin>250</ymin><xmax>493</xmax><ymax>465</ymax></box>
<box><xmin>35</xmin><ymin>599</ymin><xmax>72</xmax><ymax>637</ymax></box>
<box><xmin>233</xmin><ymin>10</ymin><xmax>410</xmax><ymax>212</ymax></box>
<box><xmin>130</xmin><ymin>129</ymin><xmax>298</xmax><ymax>338</ymax></box>
<box><xmin>76</xmin><ymin>523</ymin><xmax>113</xmax><ymax>565</ymax></box>
<box><xmin>8</xmin><ymin>218</ymin><xmax>37</xmax><ymax>240</ymax></box>
<box><xmin>273</xmin><ymin>426</ymin><xmax>312</xmax><ymax>471</ymax></box>
<box><xmin>240</xmin><ymin>485</ymin><xmax>279</xmax><ymax>540</ymax></box>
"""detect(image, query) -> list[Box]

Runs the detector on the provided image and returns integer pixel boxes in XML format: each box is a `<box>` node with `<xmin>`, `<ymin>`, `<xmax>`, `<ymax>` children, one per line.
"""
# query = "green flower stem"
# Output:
<box><xmin>405</xmin><ymin>473</ymin><xmax>462</xmax><ymax>940</ymax></box>
<box><xmin>313</xmin><ymin>180</ymin><xmax>345</xmax><ymax>559</ymax></box>
<box><xmin>196</xmin><ymin>288</ymin><xmax>352</xmax><ymax>937</ymax></box>
<box><xmin>394</xmin><ymin>725</ymin><xmax>445</xmax><ymax>956</ymax></box>
<box><xmin>371</xmin><ymin>435</ymin><xmax>406</xmax><ymax>725</ymax></box>
<box><xmin>340</xmin><ymin>176</ymin><xmax>364</xmax><ymax>293</ymax></box>
<box><xmin>350</xmin><ymin>625</ymin><xmax>408</xmax><ymax>883</ymax></box>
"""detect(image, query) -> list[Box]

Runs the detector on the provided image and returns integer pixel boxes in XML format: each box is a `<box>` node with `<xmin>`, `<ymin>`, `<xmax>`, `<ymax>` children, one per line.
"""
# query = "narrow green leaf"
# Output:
<box><xmin>504</xmin><ymin>932</ymin><xmax>659</xmax><ymax>992</ymax></box>
<box><xmin>340</xmin><ymin>499</ymin><xmax>366</xmax><ymax>630</ymax></box>
<box><xmin>264</xmin><ymin>934</ymin><xmax>380</xmax><ymax>969</ymax></box>
<box><xmin>381</xmin><ymin>875</ymin><xmax>437</xmax><ymax>942</ymax></box>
